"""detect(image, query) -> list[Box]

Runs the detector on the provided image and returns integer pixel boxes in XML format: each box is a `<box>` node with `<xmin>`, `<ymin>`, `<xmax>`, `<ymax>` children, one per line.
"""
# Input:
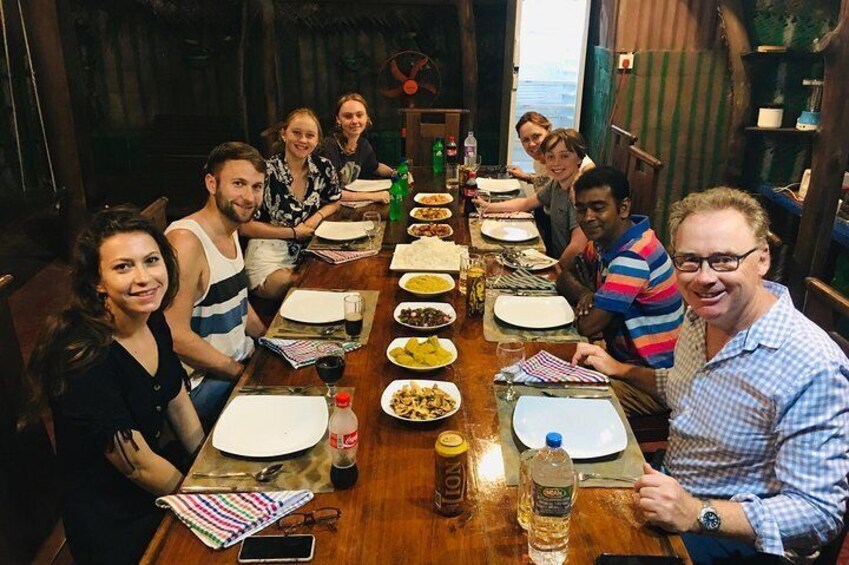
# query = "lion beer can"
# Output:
<box><xmin>465</xmin><ymin>264</ymin><xmax>486</xmax><ymax>317</ymax></box>
<box><xmin>434</xmin><ymin>430</ymin><xmax>468</xmax><ymax>516</ymax></box>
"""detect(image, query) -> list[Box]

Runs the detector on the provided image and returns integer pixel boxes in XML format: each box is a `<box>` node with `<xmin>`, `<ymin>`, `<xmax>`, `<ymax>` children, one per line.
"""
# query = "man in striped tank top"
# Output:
<box><xmin>165</xmin><ymin>142</ymin><xmax>268</xmax><ymax>429</ymax></box>
<box><xmin>556</xmin><ymin>166</ymin><xmax>684</xmax><ymax>416</ymax></box>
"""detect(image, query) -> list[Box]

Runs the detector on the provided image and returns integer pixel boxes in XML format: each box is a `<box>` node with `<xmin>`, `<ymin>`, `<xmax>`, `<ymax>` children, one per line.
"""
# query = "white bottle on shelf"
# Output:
<box><xmin>463</xmin><ymin>131</ymin><xmax>478</xmax><ymax>166</ymax></box>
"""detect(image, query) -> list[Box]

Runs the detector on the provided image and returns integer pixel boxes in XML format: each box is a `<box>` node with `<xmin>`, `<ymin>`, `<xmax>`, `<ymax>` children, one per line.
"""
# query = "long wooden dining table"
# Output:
<box><xmin>141</xmin><ymin>168</ymin><xmax>691</xmax><ymax>564</ymax></box>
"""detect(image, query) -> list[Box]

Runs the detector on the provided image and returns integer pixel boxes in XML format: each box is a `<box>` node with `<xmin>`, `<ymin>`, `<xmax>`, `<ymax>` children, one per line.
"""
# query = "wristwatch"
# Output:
<box><xmin>697</xmin><ymin>500</ymin><xmax>721</xmax><ymax>532</ymax></box>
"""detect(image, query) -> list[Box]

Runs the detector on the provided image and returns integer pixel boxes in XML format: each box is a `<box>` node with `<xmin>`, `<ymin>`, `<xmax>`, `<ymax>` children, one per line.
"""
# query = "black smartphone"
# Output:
<box><xmin>595</xmin><ymin>555</ymin><xmax>684</xmax><ymax>565</ymax></box>
<box><xmin>237</xmin><ymin>534</ymin><xmax>315</xmax><ymax>563</ymax></box>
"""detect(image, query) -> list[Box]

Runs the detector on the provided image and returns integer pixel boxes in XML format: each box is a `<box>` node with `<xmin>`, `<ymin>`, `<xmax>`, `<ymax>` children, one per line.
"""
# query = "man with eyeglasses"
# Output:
<box><xmin>556</xmin><ymin>166</ymin><xmax>684</xmax><ymax>417</ymax></box>
<box><xmin>573</xmin><ymin>187</ymin><xmax>849</xmax><ymax>564</ymax></box>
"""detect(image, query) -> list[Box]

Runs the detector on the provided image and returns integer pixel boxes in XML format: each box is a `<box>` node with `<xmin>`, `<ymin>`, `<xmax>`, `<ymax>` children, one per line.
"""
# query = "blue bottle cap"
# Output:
<box><xmin>545</xmin><ymin>432</ymin><xmax>562</xmax><ymax>448</ymax></box>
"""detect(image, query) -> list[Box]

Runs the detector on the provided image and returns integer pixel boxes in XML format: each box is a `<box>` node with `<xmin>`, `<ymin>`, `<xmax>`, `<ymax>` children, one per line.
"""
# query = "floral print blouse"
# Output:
<box><xmin>256</xmin><ymin>152</ymin><xmax>341</xmax><ymax>257</ymax></box>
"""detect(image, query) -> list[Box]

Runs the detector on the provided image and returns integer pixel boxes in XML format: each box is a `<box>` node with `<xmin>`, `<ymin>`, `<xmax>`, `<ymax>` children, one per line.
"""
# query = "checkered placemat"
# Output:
<box><xmin>494</xmin><ymin>350</ymin><xmax>609</xmax><ymax>384</ymax></box>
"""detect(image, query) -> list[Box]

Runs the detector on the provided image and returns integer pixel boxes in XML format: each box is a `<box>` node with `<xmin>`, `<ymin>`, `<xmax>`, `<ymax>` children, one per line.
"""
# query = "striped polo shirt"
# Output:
<box><xmin>585</xmin><ymin>215</ymin><xmax>684</xmax><ymax>368</ymax></box>
<box><xmin>165</xmin><ymin>219</ymin><xmax>254</xmax><ymax>386</ymax></box>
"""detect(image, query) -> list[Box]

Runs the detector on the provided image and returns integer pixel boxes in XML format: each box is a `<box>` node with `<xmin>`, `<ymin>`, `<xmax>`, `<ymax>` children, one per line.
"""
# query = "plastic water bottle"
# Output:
<box><xmin>397</xmin><ymin>158</ymin><xmax>410</xmax><ymax>196</ymax></box>
<box><xmin>389</xmin><ymin>174</ymin><xmax>403</xmax><ymax>222</ymax></box>
<box><xmin>463</xmin><ymin>131</ymin><xmax>478</xmax><ymax>166</ymax></box>
<box><xmin>432</xmin><ymin>137</ymin><xmax>444</xmax><ymax>174</ymax></box>
<box><xmin>328</xmin><ymin>392</ymin><xmax>359</xmax><ymax>489</ymax></box>
<box><xmin>528</xmin><ymin>432</ymin><xmax>574</xmax><ymax>565</ymax></box>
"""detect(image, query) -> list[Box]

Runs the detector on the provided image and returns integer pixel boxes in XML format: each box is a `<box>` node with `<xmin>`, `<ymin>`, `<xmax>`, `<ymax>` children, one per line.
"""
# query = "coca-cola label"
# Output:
<box><xmin>330</xmin><ymin>430</ymin><xmax>358</xmax><ymax>449</ymax></box>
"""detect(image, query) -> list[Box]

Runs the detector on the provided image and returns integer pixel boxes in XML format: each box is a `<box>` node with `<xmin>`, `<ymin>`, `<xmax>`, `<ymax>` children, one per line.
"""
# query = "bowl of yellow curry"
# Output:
<box><xmin>398</xmin><ymin>272</ymin><xmax>455</xmax><ymax>297</ymax></box>
<box><xmin>386</xmin><ymin>336</ymin><xmax>458</xmax><ymax>371</ymax></box>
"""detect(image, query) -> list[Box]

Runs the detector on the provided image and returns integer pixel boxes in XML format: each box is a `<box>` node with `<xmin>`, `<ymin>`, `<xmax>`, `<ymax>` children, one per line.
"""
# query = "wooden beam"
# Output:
<box><xmin>718</xmin><ymin>0</ymin><xmax>751</xmax><ymax>186</ymax></box>
<box><xmin>237</xmin><ymin>0</ymin><xmax>250</xmax><ymax>141</ymax></box>
<box><xmin>793</xmin><ymin>0</ymin><xmax>849</xmax><ymax>294</ymax></box>
<box><xmin>257</xmin><ymin>0</ymin><xmax>280</xmax><ymax>152</ymax></box>
<box><xmin>498</xmin><ymin>0</ymin><xmax>518</xmax><ymax>164</ymax></box>
<box><xmin>456</xmin><ymin>0</ymin><xmax>478</xmax><ymax>128</ymax></box>
<box><xmin>21</xmin><ymin>0</ymin><xmax>93</xmax><ymax>256</ymax></box>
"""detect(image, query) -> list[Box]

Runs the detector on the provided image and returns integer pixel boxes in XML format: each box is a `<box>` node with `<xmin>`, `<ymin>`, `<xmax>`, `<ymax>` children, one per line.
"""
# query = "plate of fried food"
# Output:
<box><xmin>410</xmin><ymin>207</ymin><xmax>452</xmax><ymax>222</ymax></box>
<box><xmin>381</xmin><ymin>379</ymin><xmax>461</xmax><ymax>422</ymax></box>
<box><xmin>407</xmin><ymin>223</ymin><xmax>453</xmax><ymax>239</ymax></box>
<box><xmin>413</xmin><ymin>193</ymin><xmax>454</xmax><ymax>206</ymax></box>
<box><xmin>399</xmin><ymin>272</ymin><xmax>455</xmax><ymax>296</ymax></box>
<box><xmin>386</xmin><ymin>336</ymin><xmax>458</xmax><ymax>371</ymax></box>
<box><xmin>393</xmin><ymin>302</ymin><xmax>456</xmax><ymax>330</ymax></box>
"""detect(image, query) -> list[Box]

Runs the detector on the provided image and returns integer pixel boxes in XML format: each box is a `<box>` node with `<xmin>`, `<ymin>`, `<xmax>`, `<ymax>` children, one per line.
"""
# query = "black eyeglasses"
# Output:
<box><xmin>276</xmin><ymin>507</ymin><xmax>341</xmax><ymax>535</ymax></box>
<box><xmin>671</xmin><ymin>247</ymin><xmax>760</xmax><ymax>273</ymax></box>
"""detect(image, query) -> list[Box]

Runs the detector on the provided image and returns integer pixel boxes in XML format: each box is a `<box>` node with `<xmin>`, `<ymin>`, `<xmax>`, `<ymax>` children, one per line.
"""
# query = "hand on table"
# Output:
<box><xmin>293</xmin><ymin>223</ymin><xmax>315</xmax><ymax>240</ymax></box>
<box><xmin>571</xmin><ymin>342</ymin><xmax>627</xmax><ymax>377</ymax></box>
<box><xmin>634</xmin><ymin>463</ymin><xmax>701</xmax><ymax>533</ymax></box>
<box><xmin>506</xmin><ymin>165</ymin><xmax>531</xmax><ymax>182</ymax></box>
<box><xmin>575</xmin><ymin>292</ymin><xmax>594</xmax><ymax>317</ymax></box>
<box><xmin>372</xmin><ymin>191</ymin><xmax>390</xmax><ymax>204</ymax></box>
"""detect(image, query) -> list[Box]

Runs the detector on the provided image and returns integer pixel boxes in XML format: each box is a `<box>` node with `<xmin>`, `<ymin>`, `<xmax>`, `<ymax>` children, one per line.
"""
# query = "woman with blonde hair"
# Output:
<box><xmin>507</xmin><ymin>111</ymin><xmax>554</xmax><ymax>189</ymax></box>
<box><xmin>323</xmin><ymin>92</ymin><xmax>395</xmax><ymax>204</ymax></box>
<box><xmin>482</xmin><ymin>128</ymin><xmax>591</xmax><ymax>265</ymax></box>
<box><xmin>241</xmin><ymin>107</ymin><xmax>341</xmax><ymax>300</ymax></box>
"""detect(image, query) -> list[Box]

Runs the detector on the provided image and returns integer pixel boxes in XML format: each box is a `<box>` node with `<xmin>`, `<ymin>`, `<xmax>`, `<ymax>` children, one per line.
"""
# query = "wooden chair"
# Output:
<box><xmin>609</xmin><ymin>124</ymin><xmax>638</xmax><ymax>174</ymax></box>
<box><xmin>399</xmin><ymin>108</ymin><xmax>469</xmax><ymax>167</ymax></box>
<box><xmin>626</xmin><ymin>145</ymin><xmax>664</xmax><ymax>219</ymax></box>
<box><xmin>765</xmin><ymin>231</ymin><xmax>793</xmax><ymax>286</ymax></box>
<box><xmin>141</xmin><ymin>196</ymin><xmax>169</xmax><ymax>232</ymax></box>
<box><xmin>0</xmin><ymin>275</ymin><xmax>71</xmax><ymax>564</ymax></box>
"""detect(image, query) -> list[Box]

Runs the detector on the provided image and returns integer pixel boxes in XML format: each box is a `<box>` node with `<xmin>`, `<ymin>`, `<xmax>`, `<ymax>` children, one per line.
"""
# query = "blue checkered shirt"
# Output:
<box><xmin>656</xmin><ymin>282</ymin><xmax>849</xmax><ymax>557</ymax></box>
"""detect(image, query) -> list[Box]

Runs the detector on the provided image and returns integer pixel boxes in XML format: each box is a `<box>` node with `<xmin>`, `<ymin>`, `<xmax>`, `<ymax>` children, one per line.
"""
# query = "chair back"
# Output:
<box><xmin>0</xmin><ymin>275</ymin><xmax>67</xmax><ymax>564</ymax></box>
<box><xmin>803</xmin><ymin>277</ymin><xmax>849</xmax><ymax>335</ymax></box>
<box><xmin>400</xmin><ymin>108</ymin><xmax>469</xmax><ymax>167</ymax></box>
<box><xmin>609</xmin><ymin>124</ymin><xmax>637</xmax><ymax>174</ymax></box>
<box><xmin>141</xmin><ymin>196</ymin><xmax>169</xmax><ymax>233</ymax></box>
<box><xmin>626</xmin><ymin>145</ymin><xmax>664</xmax><ymax>219</ymax></box>
<box><xmin>765</xmin><ymin>231</ymin><xmax>792</xmax><ymax>285</ymax></box>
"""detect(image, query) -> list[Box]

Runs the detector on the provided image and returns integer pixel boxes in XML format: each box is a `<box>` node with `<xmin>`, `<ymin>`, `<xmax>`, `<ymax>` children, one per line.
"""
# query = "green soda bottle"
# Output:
<box><xmin>389</xmin><ymin>174</ymin><xmax>403</xmax><ymax>222</ymax></box>
<box><xmin>432</xmin><ymin>138</ymin><xmax>444</xmax><ymax>175</ymax></box>
<box><xmin>397</xmin><ymin>158</ymin><xmax>410</xmax><ymax>196</ymax></box>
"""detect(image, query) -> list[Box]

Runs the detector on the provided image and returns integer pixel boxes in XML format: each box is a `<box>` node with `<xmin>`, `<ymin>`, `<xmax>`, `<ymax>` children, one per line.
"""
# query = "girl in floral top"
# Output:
<box><xmin>241</xmin><ymin>108</ymin><xmax>341</xmax><ymax>300</ymax></box>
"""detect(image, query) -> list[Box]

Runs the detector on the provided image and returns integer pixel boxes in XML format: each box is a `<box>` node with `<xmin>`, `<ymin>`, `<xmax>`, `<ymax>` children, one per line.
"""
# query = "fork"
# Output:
<box><xmin>578</xmin><ymin>472</ymin><xmax>636</xmax><ymax>484</ymax></box>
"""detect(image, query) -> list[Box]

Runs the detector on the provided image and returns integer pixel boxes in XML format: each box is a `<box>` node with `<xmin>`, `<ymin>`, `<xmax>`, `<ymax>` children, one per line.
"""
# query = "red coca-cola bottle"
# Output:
<box><xmin>328</xmin><ymin>392</ymin><xmax>359</xmax><ymax>489</ymax></box>
<box><xmin>463</xmin><ymin>171</ymin><xmax>478</xmax><ymax>216</ymax></box>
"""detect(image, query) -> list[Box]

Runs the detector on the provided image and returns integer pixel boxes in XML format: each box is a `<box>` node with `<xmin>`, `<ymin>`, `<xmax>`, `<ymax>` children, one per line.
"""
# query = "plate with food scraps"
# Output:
<box><xmin>410</xmin><ymin>207</ymin><xmax>452</xmax><ymax>222</ymax></box>
<box><xmin>413</xmin><ymin>192</ymin><xmax>454</xmax><ymax>206</ymax></box>
<box><xmin>497</xmin><ymin>249</ymin><xmax>558</xmax><ymax>271</ymax></box>
<box><xmin>393</xmin><ymin>302</ymin><xmax>457</xmax><ymax>330</ymax></box>
<box><xmin>407</xmin><ymin>223</ymin><xmax>454</xmax><ymax>239</ymax></box>
<box><xmin>386</xmin><ymin>336</ymin><xmax>458</xmax><ymax>371</ymax></box>
<box><xmin>399</xmin><ymin>272</ymin><xmax>455</xmax><ymax>296</ymax></box>
<box><xmin>381</xmin><ymin>379</ymin><xmax>461</xmax><ymax>422</ymax></box>
<box><xmin>480</xmin><ymin>219</ymin><xmax>540</xmax><ymax>242</ymax></box>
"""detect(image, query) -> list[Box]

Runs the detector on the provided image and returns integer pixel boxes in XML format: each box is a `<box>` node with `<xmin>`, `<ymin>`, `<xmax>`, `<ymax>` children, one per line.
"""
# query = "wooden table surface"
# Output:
<box><xmin>141</xmin><ymin>169</ymin><xmax>690</xmax><ymax>564</ymax></box>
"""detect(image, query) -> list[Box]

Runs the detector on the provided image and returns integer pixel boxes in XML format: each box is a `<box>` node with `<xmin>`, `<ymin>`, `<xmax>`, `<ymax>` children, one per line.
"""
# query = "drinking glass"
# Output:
<box><xmin>315</xmin><ymin>342</ymin><xmax>345</xmax><ymax>401</ymax></box>
<box><xmin>343</xmin><ymin>294</ymin><xmax>364</xmax><ymax>340</ymax></box>
<box><xmin>363</xmin><ymin>211</ymin><xmax>381</xmax><ymax>249</ymax></box>
<box><xmin>474</xmin><ymin>192</ymin><xmax>491</xmax><ymax>218</ymax></box>
<box><xmin>458</xmin><ymin>253</ymin><xmax>481</xmax><ymax>296</ymax></box>
<box><xmin>497</xmin><ymin>340</ymin><xmax>525</xmax><ymax>401</ymax></box>
<box><xmin>519</xmin><ymin>449</ymin><xmax>578</xmax><ymax>530</ymax></box>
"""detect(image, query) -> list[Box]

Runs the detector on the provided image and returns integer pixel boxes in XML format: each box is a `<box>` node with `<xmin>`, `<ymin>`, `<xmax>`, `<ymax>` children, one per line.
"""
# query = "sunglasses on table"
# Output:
<box><xmin>276</xmin><ymin>507</ymin><xmax>341</xmax><ymax>535</ymax></box>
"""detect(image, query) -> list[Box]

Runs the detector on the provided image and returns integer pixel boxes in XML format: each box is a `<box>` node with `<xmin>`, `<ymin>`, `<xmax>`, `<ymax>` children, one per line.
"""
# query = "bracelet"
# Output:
<box><xmin>290</xmin><ymin>227</ymin><xmax>297</xmax><ymax>240</ymax></box>
<box><xmin>316</xmin><ymin>211</ymin><xmax>325</xmax><ymax>221</ymax></box>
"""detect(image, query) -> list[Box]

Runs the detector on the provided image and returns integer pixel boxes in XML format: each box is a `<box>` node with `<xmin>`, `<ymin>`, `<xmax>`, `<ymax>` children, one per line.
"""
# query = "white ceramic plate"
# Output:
<box><xmin>398</xmin><ymin>272</ymin><xmax>456</xmax><ymax>296</ymax></box>
<box><xmin>393</xmin><ymin>302</ymin><xmax>457</xmax><ymax>330</ymax></box>
<box><xmin>380</xmin><ymin>379</ymin><xmax>462</xmax><ymax>422</ymax></box>
<box><xmin>213</xmin><ymin>396</ymin><xmax>329</xmax><ymax>457</ymax></box>
<box><xmin>389</xmin><ymin>243</ymin><xmax>465</xmax><ymax>273</ymax></box>
<box><xmin>386</xmin><ymin>337</ymin><xmax>458</xmax><ymax>371</ymax></box>
<box><xmin>494</xmin><ymin>295</ymin><xmax>574</xmax><ymax>329</ymax></box>
<box><xmin>480</xmin><ymin>219</ymin><xmax>540</xmax><ymax>242</ymax></box>
<box><xmin>407</xmin><ymin>223</ymin><xmax>454</xmax><ymax>239</ymax></box>
<box><xmin>497</xmin><ymin>249</ymin><xmax>558</xmax><ymax>271</ymax></box>
<box><xmin>413</xmin><ymin>192</ymin><xmax>454</xmax><ymax>206</ymax></box>
<box><xmin>345</xmin><ymin>179</ymin><xmax>392</xmax><ymax>192</ymax></box>
<box><xmin>314</xmin><ymin>221</ymin><xmax>369</xmax><ymax>242</ymax></box>
<box><xmin>279</xmin><ymin>290</ymin><xmax>354</xmax><ymax>324</ymax></box>
<box><xmin>477</xmin><ymin>178</ymin><xmax>522</xmax><ymax>193</ymax></box>
<box><xmin>409</xmin><ymin>207</ymin><xmax>452</xmax><ymax>222</ymax></box>
<box><xmin>512</xmin><ymin>396</ymin><xmax>627</xmax><ymax>459</ymax></box>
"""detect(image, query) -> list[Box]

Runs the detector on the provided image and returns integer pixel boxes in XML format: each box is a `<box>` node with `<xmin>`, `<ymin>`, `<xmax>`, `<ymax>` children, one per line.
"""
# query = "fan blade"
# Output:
<box><xmin>409</xmin><ymin>57</ymin><xmax>428</xmax><ymax>79</ymax></box>
<box><xmin>418</xmin><ymin>81</ymin><xmax>438</xmax><ymax>94</ymax></box>
<box><xmin>390</xmin><ymin>59</ymin><xmax>408</xmax><ymax>83</ymax></box>
<box><xmin>381</xmin><ymin>86</ymin><xmax>404</xmax><ymax>98</ymax></box>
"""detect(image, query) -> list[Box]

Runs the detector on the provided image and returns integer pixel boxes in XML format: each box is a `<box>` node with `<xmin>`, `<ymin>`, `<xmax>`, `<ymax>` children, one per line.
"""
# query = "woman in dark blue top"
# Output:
<box><xmin>27</xmin><ymin>207</ymin><xmax>204</xmax><ymax>564</ymax></box>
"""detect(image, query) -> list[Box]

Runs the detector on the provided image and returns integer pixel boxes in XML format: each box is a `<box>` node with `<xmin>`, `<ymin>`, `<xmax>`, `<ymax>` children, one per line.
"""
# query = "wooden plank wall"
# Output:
<box><xmin>584</xmin><ymin>0</ymin><xmax>733</xmax><ymax>241</ymax></box>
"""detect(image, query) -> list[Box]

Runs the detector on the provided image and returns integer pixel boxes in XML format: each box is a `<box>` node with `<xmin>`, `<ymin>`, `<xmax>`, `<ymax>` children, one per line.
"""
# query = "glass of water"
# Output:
<box><xmin>363</xmin><ymin>211</ymin><xmax>381</xmax><ymax>249</ymax></box>
<box><xmin>497</xmin><ymin>340</ymin><xmax>525</xmax><ymax>401</ymax></box>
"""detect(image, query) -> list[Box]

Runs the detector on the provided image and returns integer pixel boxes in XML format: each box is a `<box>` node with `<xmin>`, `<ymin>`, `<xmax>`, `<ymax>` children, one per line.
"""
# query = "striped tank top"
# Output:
<box><xmin>165</xmin><ymin>219</ymin><xmax>254</xmax><ymax>384</ymax></box>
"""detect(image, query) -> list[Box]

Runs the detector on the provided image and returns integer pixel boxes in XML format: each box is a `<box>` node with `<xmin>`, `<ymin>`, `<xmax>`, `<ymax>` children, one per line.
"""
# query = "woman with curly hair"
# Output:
<box><xmin>26</xmin><ymin>206</ymin><xmax>204</xmax><ymax>564</ymax></box>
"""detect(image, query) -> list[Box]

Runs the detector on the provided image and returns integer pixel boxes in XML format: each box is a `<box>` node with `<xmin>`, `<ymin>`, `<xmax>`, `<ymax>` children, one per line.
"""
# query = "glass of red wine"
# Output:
<box><xmin>315</xmin><ymin>342</ymin><xmax>345</xmax><ymax>401</ymax></box>
<box><xmin>344</xmin><ymin>294</ymin><xmax>364</xmax><ymax>340</ymax></box>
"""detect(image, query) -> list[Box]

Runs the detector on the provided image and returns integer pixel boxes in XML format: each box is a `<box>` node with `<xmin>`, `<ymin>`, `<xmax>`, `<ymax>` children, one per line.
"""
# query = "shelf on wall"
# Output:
<box><xmin>742</xmin><ymin>50</ymin><xmax>823</xmax><ymax>63</ymax></box>
<box><xmin>757</xmin><ymin>183</ymin><xmax>849</xmax><ymax>248</ymax></box>
<box><xmin>745</xmin><ymin>126</ymin><xmax>817</xmax><ymax>135</ymax></box>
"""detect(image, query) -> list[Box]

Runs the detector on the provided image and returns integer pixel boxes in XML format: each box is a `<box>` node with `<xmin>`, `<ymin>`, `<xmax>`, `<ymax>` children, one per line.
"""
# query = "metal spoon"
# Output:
<box><xmin>191</xmin><ymin>463</ymin><xmax>284</xmax><ymax>482</ymax></box>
